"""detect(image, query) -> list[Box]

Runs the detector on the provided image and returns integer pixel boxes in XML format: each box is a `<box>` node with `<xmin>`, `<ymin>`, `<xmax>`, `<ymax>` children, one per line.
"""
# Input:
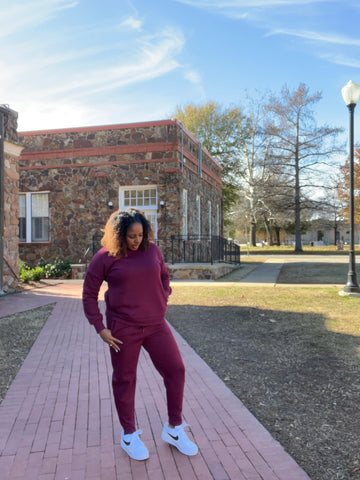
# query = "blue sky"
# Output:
<box><xmin>1</xmin><ymin>0</ymin><xmax>360</xmax><ymax>143</ymax></box>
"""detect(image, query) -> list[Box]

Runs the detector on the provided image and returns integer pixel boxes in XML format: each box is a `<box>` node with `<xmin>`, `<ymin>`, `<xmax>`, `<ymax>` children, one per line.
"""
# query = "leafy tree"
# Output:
<box><xmin>174</xmin><ymin>101</ymin><xmax>245</xmax><ymax>219</ymax></box>
<box><xmin>336</xmin><ymin>147</ymin><xmax>360</xmax><ymax>223</ymax></box>
<box><xmin>265</xmin><ymin>83</ymin><xmax>343</xmax><ymax>252</ymax></box>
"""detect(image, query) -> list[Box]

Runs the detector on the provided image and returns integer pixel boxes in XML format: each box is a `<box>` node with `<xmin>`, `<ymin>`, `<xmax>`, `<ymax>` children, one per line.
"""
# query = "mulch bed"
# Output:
<box><xmin>167</xmin><ymin>304</ymin><xmax>360</xmax><ymax>480</ymax></box>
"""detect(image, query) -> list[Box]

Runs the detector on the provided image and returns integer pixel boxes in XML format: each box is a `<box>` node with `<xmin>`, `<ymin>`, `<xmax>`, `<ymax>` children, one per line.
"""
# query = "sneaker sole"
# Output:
<box><xmin>121</xmin><ymin>442</ymin><xmax>149</xmax><ymax>461</ymax></box>
<box><xmin>161</xmin><ymin>432</ymin><xmax>198</xmax><ymax>456</ymax></box>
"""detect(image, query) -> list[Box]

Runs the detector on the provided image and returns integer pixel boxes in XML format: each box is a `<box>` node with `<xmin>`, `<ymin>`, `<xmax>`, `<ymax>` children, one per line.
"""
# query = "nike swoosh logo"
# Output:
<box><xmin>168</xmin><ymin>433</ymin><xmax>179</xmax><ymax>441</ymax></box>
<box><xmin>123</xmin><ymin>440</ymin><xmax>131</xmax><ymax>446</ymax></box>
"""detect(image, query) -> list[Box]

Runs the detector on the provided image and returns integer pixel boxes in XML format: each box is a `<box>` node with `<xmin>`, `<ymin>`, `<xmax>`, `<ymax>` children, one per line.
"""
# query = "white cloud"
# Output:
<box><xmin>4</xmin><ymin>21</ymin><xmax>186</xmax><ymax>130</ymax></box>
<box><xmin>120</xmin><ymin>16</ymin><xmax>143</xmax><ymax>31</ymax></box>
<box><xmin>39</xmin><ymin>28</ymin><xmax>185</xmax><ymax>98</ymax></box>
<box><xmin>172</xmin><ymin>0</ymin><xmax>331</xmax><ymax>8</ymax></box>
<box><xmin>184</xmin><ymin>70</ymin><xmax>202</xmax><ymax>84</ymax></box>
<box><xmin>0</xmin><ymin>0</ymin><xmax>78</xmax><ymax>38</ymax></box>
<box><xmin>321</xmin><ymin>54</ymin><xmax>360</xmax><ymax>69</ymax></box>
<box><xmin>267</xmin><ymin>29</ymin><xmax>360</xmax><ymax>47</ymax></box>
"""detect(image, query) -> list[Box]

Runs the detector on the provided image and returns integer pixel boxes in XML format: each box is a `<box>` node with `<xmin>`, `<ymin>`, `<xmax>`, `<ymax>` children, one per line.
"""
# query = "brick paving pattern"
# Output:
<box><xmin>0</xmin><ymin>283</ymin><xmax>311</xmax><ymax>479</ymax></box>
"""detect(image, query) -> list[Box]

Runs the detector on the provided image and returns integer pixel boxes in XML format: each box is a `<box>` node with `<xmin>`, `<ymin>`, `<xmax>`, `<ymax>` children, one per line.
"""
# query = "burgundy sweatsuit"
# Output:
<box><xmin>82</xmin><ymin>243</ymin><xmax>185</xmax><ymax>434</ymax></box>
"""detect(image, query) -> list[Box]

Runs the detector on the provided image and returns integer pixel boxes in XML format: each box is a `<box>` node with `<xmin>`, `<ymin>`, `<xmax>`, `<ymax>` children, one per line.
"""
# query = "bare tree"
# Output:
<box><xmin>337</xmin><ymin>146</ymin><xmax>360</xmax><ymax>224</ymax></box>
<box><xmin>265</xmin><ymin>83</ymin><xmax>343</xmax><ymax>252</ymax></box>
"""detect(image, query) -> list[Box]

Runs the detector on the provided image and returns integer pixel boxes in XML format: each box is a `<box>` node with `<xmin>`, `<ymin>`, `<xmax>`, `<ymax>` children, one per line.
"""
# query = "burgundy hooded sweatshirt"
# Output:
<box><xmin>82</xmin><ymin>243</ymin><xmax>172</xmax><ymax>333</ymax></box>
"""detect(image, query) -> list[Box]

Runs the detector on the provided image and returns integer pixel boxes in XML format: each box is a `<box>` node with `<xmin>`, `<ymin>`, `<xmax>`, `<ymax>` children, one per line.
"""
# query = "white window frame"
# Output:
<box><xmin>196</xmin><ymin>195</ymin><xmax>201</xmax><ymax>240</ymax></box>
<box><xmin>119</xmin><ymin>185</ymin><xmax>158</xmax><ymax>237</ymax></box>
<box><xmin>216</xmin><ymin>204</ymin><xmax>220</xmax><ymax>236</ymax></box>
<box><xmin>208</xmin><ymin>200</ymin><xmax>212</xmax><ymax>237</ymax></box>
<box><xmin>19</xmin><ymin>191</ymin><xmax>50</xmax><ymax>243</ymax></box>
<box><xmin>182</xmin><ymin>189</ymin><xmax>188</xmax><ymax>238</ymax></box>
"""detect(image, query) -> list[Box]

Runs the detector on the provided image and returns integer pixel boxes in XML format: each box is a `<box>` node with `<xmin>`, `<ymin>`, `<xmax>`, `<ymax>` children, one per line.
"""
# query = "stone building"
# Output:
<box><xmin>0</xmin><ymin>106</ymin><xmax>23</xmax><ymax>293</ymax></box>
<box><xmin>18</xmin><ymin>119</ymin><xmax>223</xmax><ymax>265</ymax></box>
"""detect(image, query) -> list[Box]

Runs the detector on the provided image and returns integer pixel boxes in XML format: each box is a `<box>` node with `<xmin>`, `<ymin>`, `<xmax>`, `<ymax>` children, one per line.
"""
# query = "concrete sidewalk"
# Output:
<box><xmin>213</xmin><ymin>254</ymin><xmax>353</xmax><ymax>287</ymax></box>
<box><xmin>0</xmin><ymin>283</ymin><xmax>311</xmax><ymax>480</ymax></box>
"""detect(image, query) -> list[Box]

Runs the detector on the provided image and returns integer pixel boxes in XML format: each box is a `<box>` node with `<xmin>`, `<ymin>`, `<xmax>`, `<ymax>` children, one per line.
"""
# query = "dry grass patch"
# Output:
<box><xmin>0</xmin><ymin>304</ymin><xmax>55</xmax><ymax>402</ymax></box>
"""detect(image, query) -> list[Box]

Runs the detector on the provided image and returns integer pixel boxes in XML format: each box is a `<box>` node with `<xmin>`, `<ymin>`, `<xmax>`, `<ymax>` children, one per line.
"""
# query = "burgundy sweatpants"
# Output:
<box><xmin>109</xmin><ymin>320</ymin><xmax>185</xmax><ymax>434</ymax></box>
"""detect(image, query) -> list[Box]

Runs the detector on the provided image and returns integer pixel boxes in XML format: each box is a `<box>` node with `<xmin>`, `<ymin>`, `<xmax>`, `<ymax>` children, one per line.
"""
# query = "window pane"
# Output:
<box><xmin>31</xmin><ymin>217</ymin><xmax>49</xmax><ymax>242</ymax></box>
<box><xmin>32</xmin><ymin>193</ymin><xmax>49</xmax><ymax>217</ymax></box>
<box><xmin>19</xmin><ymin>217</ymin><xmax>26</xmax><ymax>242</ymax></box>
<box><xmin>150</xmin><ymin>189</ymin><xmax>156</xmax><ymax>205</ymax></box>
<box><xmin>145</xmin><ymin>213</ymin><xmax>157</xmax><ymax>237</ymax></box>
<box><xmin>137</xmin><ymin>190</ymin><xmax>144</xmax><ymax>205</ymax></box>
<box><xmin>19</xmin><ymin>195</ymin><xmax>26</xmax><ymax>217</ymax></box>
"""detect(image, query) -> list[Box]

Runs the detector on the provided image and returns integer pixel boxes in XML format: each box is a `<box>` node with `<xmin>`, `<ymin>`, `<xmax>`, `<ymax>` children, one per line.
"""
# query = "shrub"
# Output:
<box><xmin>19</xmin><ymin>258</ymin><xmax>72</xmax><ymax>283</ymax></box>
<box><xmin>38</xmin><ymin>258</ymin><xmax>72</xmax><ymax>279</ymax></box>
<box><xmin>19</xmin><ymin>265</ymin><xmax>45</xmax><ymax>283</ymax></box>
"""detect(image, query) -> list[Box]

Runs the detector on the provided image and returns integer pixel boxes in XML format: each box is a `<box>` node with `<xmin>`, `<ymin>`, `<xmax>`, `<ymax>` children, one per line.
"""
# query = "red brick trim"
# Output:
<box><xmin>20</xmin><ymin>157</ymin><xmax>181</xmax><ymax>171</ymax></box>
<box><xmin>183</xmin><ymin>163</ymin><xmax>222</xmax><ymax>192</ymax></box>
<box><xmin>180</xmin><ymin>147</ymin><xmax>222</xmax><ymax>186</ymax></box>
<box><xmin>173</xmin><ymin>119</ymin><xmax>222</xmax><ymax>169</ymax></box>
<box><xmin>18</xmin><ymin>119</ymin><xmax>177</xmax><ymax>136</ymax></box>
<box><xmin>20</xmin><ymin>142</ymin><xmax>222</xmax><ymax>186</ymax></box>
<box><xmin>20</xmin><ymin>142</ymin><xmax>179</xmax><ymax>161</ymax></box>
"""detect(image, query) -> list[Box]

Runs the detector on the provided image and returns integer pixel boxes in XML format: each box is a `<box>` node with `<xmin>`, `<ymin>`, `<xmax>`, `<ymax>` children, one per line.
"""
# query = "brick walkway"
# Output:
<box><xmin>0</xmin><ymin>283</ymin><xmax>311</xmax><ymax>480</ymax></box>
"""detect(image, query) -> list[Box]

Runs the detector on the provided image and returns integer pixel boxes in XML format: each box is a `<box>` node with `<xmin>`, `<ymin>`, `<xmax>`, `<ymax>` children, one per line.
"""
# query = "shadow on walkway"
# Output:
<box><xmin>0</xmin><ymin>283</ymin><xmax>310</xmax><ymax>479</ymax></box>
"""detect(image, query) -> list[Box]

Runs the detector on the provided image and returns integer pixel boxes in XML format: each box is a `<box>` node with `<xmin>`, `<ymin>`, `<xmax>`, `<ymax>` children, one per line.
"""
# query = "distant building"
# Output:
<box><xmin>18</xmin><ymin>120</ymin><xmax>223</xmax><ymax>264</ymax></box>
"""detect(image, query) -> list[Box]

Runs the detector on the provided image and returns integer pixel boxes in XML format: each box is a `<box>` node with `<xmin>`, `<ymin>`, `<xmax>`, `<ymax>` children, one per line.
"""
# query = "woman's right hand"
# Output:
<box><xmin>99</xmin><ymin>328</ymin><xmax>123</xmax><ymax>353</ymax></box>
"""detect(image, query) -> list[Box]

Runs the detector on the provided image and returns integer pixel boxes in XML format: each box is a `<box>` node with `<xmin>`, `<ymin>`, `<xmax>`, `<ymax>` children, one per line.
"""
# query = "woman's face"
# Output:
<box><xmin>125</xmin><ymin>222</ymin><xmax>143</xmax><ymax>251</ymax></box>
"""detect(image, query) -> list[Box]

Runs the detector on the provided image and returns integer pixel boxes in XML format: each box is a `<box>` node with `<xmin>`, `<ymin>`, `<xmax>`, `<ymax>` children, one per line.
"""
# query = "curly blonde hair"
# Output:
<box><xmin>101</xmin><ymin>209</ymin><xmax>153</xmax><ymax>257</ymax></box>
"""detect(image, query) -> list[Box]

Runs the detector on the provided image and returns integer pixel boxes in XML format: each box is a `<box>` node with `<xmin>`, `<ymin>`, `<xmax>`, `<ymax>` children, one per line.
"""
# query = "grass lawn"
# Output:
<box><xmin>168</xmin><ymin>284</ymin><xmax>360</xmax><ymax>480</ymax></box>
<box><xmin>242</xmin><ymin>244</ymin><xmax>360</xmax><ymax>255</ymax></box>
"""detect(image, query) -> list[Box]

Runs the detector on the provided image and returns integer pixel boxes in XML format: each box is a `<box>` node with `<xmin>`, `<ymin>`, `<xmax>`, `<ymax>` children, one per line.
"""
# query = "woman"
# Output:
<box><xmin>82</xmin><ymin>208</ymin><xmax>198</xmax><ymax>461</ymax></box>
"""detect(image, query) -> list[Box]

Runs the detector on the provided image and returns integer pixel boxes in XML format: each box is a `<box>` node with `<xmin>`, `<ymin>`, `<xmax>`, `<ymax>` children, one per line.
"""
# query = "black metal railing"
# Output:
<box><xmin>84</xmin><ymin>234</ymin><xmax>102</xmax><ymax>270</ymax></box>
<box><xmin>84</xmin><ymin>234</ymin><xmax>240</xmax><ymax>269</ymax></box>
<box><xmin>170</xmin><ymin>235</ymin><xmax>240</xmax><ymax>265</ymax></box>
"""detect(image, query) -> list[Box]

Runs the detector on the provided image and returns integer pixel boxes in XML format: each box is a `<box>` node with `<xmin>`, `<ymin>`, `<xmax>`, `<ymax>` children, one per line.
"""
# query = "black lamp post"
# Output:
<box><xmin>341</xmin><ymin>80</ymin><xmax>360</xmax><ymax>295</ymax></box>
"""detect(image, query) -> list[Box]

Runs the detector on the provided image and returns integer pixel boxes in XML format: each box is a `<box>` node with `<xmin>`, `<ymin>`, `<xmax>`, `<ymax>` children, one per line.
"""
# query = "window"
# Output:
<box><xmin>19</xmin><ymin>192</ymin><xmax>50</xmax><ymax>243</ymax></box>
<box><xmin>208</xmin><ymin>201</ymin><xmax>212</xmax><ymax>237</ymax></box>
<box><xmin>196</xmin><ymin>195</ymin><xmax>201</xmax><ymax>240</ymax></box>
<box><xmin>216</xmin><ymin>204</ymin><xmax>220</xmax><ymax>236</ymax></box>
<box><xmin>123</xmin><ymin>188</ymin><xmax>157</xmax><ymax>208</ymax></box>
<box><xmin>119</xmin><ymin>186</ymin><xmax>158</xmax><ymax>237</ymax></box>
<box><xmin>182</xmin><ymin>189</ymin><xmax>188</xmax><ymax>238</ymax></box>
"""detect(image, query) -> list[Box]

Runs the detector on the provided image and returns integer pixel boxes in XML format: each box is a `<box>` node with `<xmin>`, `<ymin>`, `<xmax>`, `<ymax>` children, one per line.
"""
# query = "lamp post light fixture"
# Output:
<box><xmin>340</xmin><ymin>80</ymin><xmax>360</xmax><ymax>296</ymax></box>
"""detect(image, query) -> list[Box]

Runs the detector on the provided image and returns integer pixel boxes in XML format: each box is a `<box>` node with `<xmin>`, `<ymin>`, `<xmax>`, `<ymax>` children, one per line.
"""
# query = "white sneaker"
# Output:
<box><xmin>121</xmin><ymin>430</ymin><xmax>149</xmax><ymax>461</ymax></box>
<box><xmin>162</xmin><ymin>423</ymin><xmax>198</xmax><ymax>456</ymax></box>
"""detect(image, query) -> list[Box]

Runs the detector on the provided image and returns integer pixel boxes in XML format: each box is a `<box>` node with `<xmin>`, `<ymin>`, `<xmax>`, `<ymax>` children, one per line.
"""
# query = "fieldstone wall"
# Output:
<box><xmin>2</xmin><ymin>107</ymin><xmax>22</xmax><ymax>293</ymax></box>
<box><xmin>19</xmin><ymin>120</ymin><xmax>223</xmax><ymax>265</ymax></box>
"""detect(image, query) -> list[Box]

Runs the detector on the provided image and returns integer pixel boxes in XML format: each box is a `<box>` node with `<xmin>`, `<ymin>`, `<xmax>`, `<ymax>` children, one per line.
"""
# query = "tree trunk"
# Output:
<box><xmin>264</xmin><ymin>217</ymin><xmax>274</xmax><ymax>245</ymax></box>
<box><xmin>274</xmin><ymin>226</ymin><xmax>281</xmax><ymax>246</ymax></box>
<box><xmin>250</xmin><ymin>218</ymin><xmax>257</xmax><ymax>246</ymax></box>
